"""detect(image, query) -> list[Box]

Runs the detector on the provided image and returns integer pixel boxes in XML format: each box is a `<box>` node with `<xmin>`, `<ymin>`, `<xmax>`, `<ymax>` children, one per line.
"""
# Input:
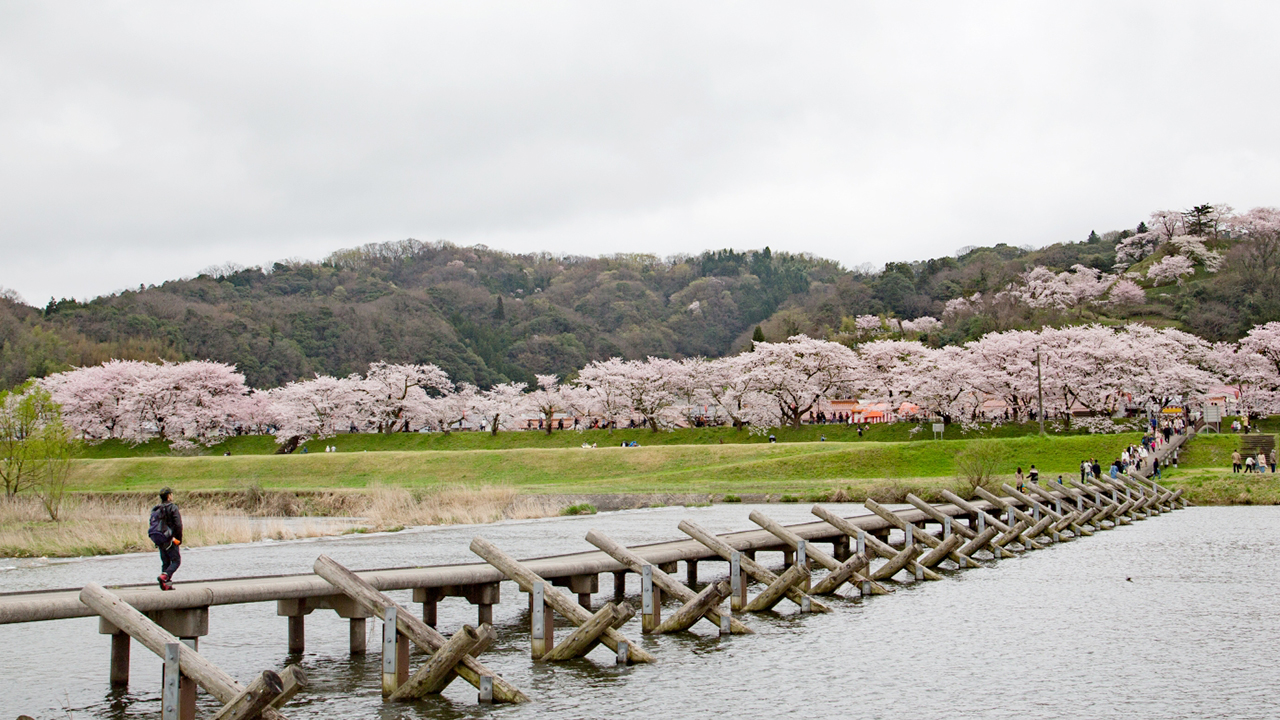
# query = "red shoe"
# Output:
<box><xmin>158</xmin><ymin>574</ymin><xmax>174</xmax><ymax>591</ymax></box>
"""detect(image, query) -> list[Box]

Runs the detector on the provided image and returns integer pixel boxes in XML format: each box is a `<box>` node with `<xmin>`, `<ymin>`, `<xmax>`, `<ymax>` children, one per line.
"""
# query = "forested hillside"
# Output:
<box><xmin>2</xmin><ymin>203</ymin><xmax>1276</xmax><ymax>390</ymax></box>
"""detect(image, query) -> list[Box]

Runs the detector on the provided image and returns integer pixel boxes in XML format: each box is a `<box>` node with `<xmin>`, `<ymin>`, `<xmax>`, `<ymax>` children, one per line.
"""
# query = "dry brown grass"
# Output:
<box><xmin>0</xmin><ymin>484</ymin><xmax>567</xmax><ymax>558</ymax></box>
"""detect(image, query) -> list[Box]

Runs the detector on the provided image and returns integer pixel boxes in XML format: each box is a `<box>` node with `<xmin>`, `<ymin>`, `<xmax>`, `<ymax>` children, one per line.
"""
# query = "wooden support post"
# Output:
<box><xmin>833</xmin><ymin>534</ymin><xmax>851</xmax><ymax>561</ymax></box>
<box><xmin>782</xmin><ymin>548</ymin><xmax>795</xmax><ymax>566</ymax></box>
<box><xmin>287</xmin><ymin>615</ymin><xmax>304</xmax><ymax>655</ymax></box>
<box><xmin>388</xmin><ymin>625</ymin><xmax>484</xmax><ymax>699</ymax></box>
<box><xmin>110</xmin><ymin>632</ymin><xmax>130</xmax><ymax>687</ymax></box>
<box><xmin>585</xmin><ymin>529</ymin><xmax>753</xmax><ymax>634</ymax></box>
<box><xmin>80</xmin><ymin>583</ymin><xmax>290</xmax><ymax>720</ymax></box>
<box><xmin>748</xmin><ymin>509</ymin><xmax>881</xmax><ymax>593</ymax></box>
<box><xmin>640</xmin><ymin>565</ymin><xmax>660</xmax><ymax>633</ymax></box>
<box><xmin>686</xmin><ymin>559</ymin><xmax>698</xmax><ymax>586</ymax></box>
<box><xmin>477</xmin><ymin>603</ymin><xmax>493</xmax><ymax>627</ymax></box>
<box><xmin>993</xmin><ymin>520</ymin><xmax>1030</xmax><ymax>548</ymax></box>
<box><xmin>678</xmin><ymin>520</ymin><xmax>832</xmax><ymax>612</ymax></box>
<box><xmin>731</xmin><ymin>551</ymin><xmax>746</xmax><ymax>611</ymax></box>
<box><xmin>313</xmin><ymin>555</ymin><xmax>529</xmax><ymax>703</ymax></box>
<box><xmin>795</xmin><ymin>539</ymin><xmax>811</xmax><ymax>592</ymax></box>
<box><xmin>531</xmin><ymin>582</ymin><xmax>550</xmax><ymax>659</ymax></box>
<box><xmin>613</xmin><ymin>571</ymin><xmax>627</xmax><ymax>597</ymax></box>
<box><xmin>469</xmin><ymin>537</ymin><xmax>655</xmax><ymax>663</ymax></box>
<box><xmin>811</xmin><ymin>505</ymin><xmax>934</xmax><ymax>583</ymax></box>
<box><xmin>422</xmin><ymin>598</ymin><xmax>437</xmax><ymax>628</ymax></box>
<box><xmin>350</xmin><ymin>618</ymin><xmax>367</xmax><ymax>655</ymax></box>
<box><xmin>542</xmin><ymin>606</ymin><xmax>617</xmax><ymax>661</ymax></box>
<box><xmin>382</xmin><ymin>606</ymin><xmax>400</xmax><ymax>698</ymax></box>
<box><xmin>163</xmin><ymin>642</ymin><xmax>180</xmax><ymax>720</ymax></box>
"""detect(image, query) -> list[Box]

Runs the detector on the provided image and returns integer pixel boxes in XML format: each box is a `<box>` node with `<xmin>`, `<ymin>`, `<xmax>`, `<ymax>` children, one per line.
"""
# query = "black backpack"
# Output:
<box><xmin>148</xmin><ymin>505</ymin><xmax>172</xmax><ymax>548</ymax></box>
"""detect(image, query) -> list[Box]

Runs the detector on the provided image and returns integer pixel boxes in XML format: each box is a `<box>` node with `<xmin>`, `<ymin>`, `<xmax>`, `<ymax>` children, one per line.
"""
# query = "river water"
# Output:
<box><xmin>2</xmin><ymin>504</ymin><xmax>1275</xmax><ymax>720</ymax></box>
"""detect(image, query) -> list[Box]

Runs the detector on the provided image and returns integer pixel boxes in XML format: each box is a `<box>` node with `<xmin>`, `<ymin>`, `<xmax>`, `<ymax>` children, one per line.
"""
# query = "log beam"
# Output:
<box><xmin>312</xmin><ymin>555</ymin><xmax>529</xmax><ymax>703</ymax></box>
<box><xmin>677</xmin><ymin>520</ymin><xmax>831</xmax><ymax>612</ymax></box>
<box><xmin>469</xmin><ymin>537</ymin><xmax>655</xmax><ymax>663</ymax></box>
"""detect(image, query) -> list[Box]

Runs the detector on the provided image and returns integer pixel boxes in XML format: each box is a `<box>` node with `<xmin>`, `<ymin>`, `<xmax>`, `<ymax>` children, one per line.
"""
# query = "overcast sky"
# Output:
<box><xmin>2</xmin><ymin>2</ymin><xmax>1278</xmax><ymax>303</ymax></box>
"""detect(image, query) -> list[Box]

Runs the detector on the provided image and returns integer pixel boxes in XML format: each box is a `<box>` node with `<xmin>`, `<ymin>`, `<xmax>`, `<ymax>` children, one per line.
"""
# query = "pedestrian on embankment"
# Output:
<box><xmin>1232</xmin><ymin>450</ymin><xmax>1242</xmax><ymax>473</ymax></box>
<box><xmin>148</xmin><ymin>488</ymin><xmax>184</xmax><ymax>591</ymax></box>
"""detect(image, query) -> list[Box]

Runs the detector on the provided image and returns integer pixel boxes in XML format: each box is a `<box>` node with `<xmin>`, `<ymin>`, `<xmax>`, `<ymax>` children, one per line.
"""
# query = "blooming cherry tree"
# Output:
<box><xmin>1146</xmin><ymin>255</ymin><xmax>1196</xmax><ymax>286</ymax></box>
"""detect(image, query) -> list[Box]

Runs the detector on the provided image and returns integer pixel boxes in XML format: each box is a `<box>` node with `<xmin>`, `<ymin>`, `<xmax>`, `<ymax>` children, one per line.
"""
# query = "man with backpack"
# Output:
<box><xmin>149</xmin><ymin>488</ymin><xmax>183</xmax><ymax>591</ymax></box>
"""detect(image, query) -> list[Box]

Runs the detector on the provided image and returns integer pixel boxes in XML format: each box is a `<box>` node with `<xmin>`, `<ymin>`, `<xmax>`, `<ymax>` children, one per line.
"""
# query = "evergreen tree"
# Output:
<box><xmin>1087</xmin><ymin>230</ymin><xmax>1101</xmax><ymax>244</ymax></box>
<box><xmin>493</xmin><ymin>295</ymin><xmax>505</xmax><ymax>321</ymax></box>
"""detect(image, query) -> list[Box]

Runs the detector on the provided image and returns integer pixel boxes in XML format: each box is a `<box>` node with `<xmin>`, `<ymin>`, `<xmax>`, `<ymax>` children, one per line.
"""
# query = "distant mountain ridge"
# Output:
<box><xmin>3</xmin><ymin>205</ymin><xmax>1276</xmax><ymax>390</ymax></box>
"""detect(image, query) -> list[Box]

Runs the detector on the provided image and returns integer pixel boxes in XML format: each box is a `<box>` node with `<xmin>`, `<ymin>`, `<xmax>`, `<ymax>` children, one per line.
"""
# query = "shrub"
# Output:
<box><xmin>954</xmin><ymin>440</ymin><xmax>1009</xmax><ymax>494</ymax></box>
<box><xmin>561</xmin><ymin>503</ymin><xmax>597</xmax><ymax>516</ymax></box>
<box><xmin>722</xmin><ymin>494</ymin><xmax>742</xmax><ymax>503</ymax></box>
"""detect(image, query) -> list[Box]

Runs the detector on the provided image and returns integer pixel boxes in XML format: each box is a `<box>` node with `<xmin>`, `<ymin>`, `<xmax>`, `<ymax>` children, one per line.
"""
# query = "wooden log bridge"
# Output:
<box><xmin>470</xmin><ymin>536</ymin><xmax>656</xmax><ymax>663</ymax></box>
<box><xmin>80</xmin><ymin>582</ymin><xmax>295</xmax><ymax>720</ymax></box>
<box><xmin>312</xmin><ymin>554</ymin><xmax>526</xmax><ymax>703</ymax></box>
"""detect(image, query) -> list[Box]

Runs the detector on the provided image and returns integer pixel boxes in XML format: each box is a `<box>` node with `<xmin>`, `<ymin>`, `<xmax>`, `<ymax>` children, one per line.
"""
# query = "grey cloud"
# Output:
<box><xmin>2</xmin><ymin>1</ymin><xmax>1278</xmax><ymax>302</ymax></box>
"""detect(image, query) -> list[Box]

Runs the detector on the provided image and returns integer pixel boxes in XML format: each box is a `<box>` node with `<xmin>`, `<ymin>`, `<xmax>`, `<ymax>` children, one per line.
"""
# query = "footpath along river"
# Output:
<box><xmin>2</xmin><ymin>503</ymin><xmax>1277</xmax><ymax>719</ymax></box>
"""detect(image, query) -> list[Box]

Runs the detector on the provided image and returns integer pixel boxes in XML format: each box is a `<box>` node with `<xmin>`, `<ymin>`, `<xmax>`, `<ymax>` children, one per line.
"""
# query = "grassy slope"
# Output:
<box><xmin>1163</xmin><ymin>430</ymin><xmax>1280</xmax><ymax>505</ymax></box>
<box><xmin>69</xmin><ymin>433</ymin><xmax>1143</xmax><ymax>495</ymax></box>
<box><xmin>76</xmin><ymin>420</ymin><xmax>1136</xmax><ymax>459</ymax></box>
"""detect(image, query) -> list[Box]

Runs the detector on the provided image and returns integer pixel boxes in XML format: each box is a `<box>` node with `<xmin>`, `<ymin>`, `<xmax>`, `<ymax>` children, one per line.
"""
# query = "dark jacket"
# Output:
<box><xmin>152</xmin><ymin>501</ymin><xmax>183</xmax><ymax>543</ymax></box>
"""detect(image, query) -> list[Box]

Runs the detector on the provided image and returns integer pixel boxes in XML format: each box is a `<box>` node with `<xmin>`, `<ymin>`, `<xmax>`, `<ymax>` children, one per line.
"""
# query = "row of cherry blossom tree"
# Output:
<box><xmin>32</xmin><ymin>320</ymin><xmax>1280</xmax><ymax>450</ymax></box>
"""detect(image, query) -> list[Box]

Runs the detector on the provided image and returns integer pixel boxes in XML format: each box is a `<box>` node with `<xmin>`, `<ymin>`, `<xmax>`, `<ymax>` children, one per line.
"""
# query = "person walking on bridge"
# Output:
<box><xmin>148</xmin><ymin>488</ymin><xmax>183</xmax><ymax>591</ymax></box>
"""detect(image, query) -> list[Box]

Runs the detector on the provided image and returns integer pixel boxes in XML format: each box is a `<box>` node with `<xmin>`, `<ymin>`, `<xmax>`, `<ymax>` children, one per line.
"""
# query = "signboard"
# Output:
<box><xmin>1161</xmin><ymin>407</ymin><xmax>1184</xmax><ymax>414</ymax></box>
<box><xmin>1204</xmin><ymin>405</ymin><xmax>1222</xmax><ymax>423</ymax></box>
<box><xmin>932</xmin><ymin>423</ymin><xmax>944</xmax><ymax>440</ymax></box>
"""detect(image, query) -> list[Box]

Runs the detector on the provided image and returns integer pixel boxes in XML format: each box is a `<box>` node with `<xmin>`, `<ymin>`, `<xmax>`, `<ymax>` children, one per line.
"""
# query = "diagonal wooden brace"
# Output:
<box><xmin>917</xmin><ymin>533</ymin><xmax>964</xmax><ymax>569</ymax></box>
<box><xmin>542</xmin><ymin>604</ymin><xmax>618</xmax><ymax>661</ymax></box>
<box><xmin>956</xmin><ymin>525</ymin><xmax>999</xmax><ymax>559</ymax></box>
<box><xmin>870</xmin><ymin>545</ymin><xmax>921</xmax><ymax>581</ymax></box>
<box><xmin>743</xmin><ymin>563</ymin><xmax>810</xmax><ymax>612</ymax></box>
<box><xmin>267</xmin><ymin>666</ymin><xmax>308</xmax><ymax>711</ymax></box>
<box><xmin>312</xmin><ymin>555</ymin><xmax>530</xmax><ymax>702</ymax></box>
<box><xmin>388</xmin><ymin>625</ymin><xmax>484</xmax><ymax>700</ymax></box>
<box><xmin>810</xmin><ymin>552</ymin><xmax>870</xmax><ymax>595</ymax></box>
<box><xmin>864</xmin><ymin>499</ymin><xmax>980</xmax><ymax>567</ymax></box>
<box><xmin>79</xmin><ymin>582</ymin><xmax>291</xmax><ymax>720</ymax></box>
<box><xmin>811</xmin><ymin>505</ymin><xmax>929</xmax><ymax>584</ymax></box>
<box><xmin>748</xmin><ymin>510</ymin><xmax>887</xmax><ymax>592</ymax></box>
<box><xmin>470</xmin><ymin>537</ymin><xmax>656</xmax><ymax>663</ymax></box>
<box><xmin>652</xmin><ymin>581</ymin><xmax>731</xmax><ymax>633</ymax></box>
<box><xmin>905</xmin><ymin>494</ymin><xmax>977</xmax><ymax>539</ymax></box>
<box><xmin>678</xmin><ymin>520</ymin><xmax>832</xmax><ymax>612</ymax></box>
<box><xmin>1000</xmin><ymin>484</ymin><xmax>1083</xmax><ymax>539</ymax></box>
<box><xmin>936</xmin><ymin>491</ymin><xmax>1017</xmax><ymax>558</ymax></box>
<box><xmin>971</xmin><ymin>488</ymin><xmax>1047</xmax><ymax>548</ymax></box>
<box><xmin>993</xmin><ymin>520</ymin><xmax>1029</xmax><ymax>548</ymax></box>
<box><xmin>211</xmin><ymin>672</ymin><xmax>284</xmax><ymax>720</ymax></box>
<box><xmin>584</xmin><ymin>529</ymin><xmax>753</xmax><ymax>634</ymax></box>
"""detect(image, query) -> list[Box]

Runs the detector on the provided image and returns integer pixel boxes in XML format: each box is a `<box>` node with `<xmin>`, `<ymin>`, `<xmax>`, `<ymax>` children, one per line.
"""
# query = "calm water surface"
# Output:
<box><xmin>2</xmin><ymin>504</ymin><xmax>1275</xmax><ymax>719</ymax></box>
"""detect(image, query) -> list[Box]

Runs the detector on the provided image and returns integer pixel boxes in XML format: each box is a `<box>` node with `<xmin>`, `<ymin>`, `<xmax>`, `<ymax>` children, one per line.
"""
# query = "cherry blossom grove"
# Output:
<box><xmin>31</xmin><ymin>319</ymin><xmax>1280</xmax><ymax>449</ymax></box>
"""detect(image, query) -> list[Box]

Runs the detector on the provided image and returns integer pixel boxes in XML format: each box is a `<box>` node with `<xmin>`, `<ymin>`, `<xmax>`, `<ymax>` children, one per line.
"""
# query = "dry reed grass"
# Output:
<box><xmin>0</xmin><ymin>484</ymin><xmax>567</xmax><ymax>558</ymax></box>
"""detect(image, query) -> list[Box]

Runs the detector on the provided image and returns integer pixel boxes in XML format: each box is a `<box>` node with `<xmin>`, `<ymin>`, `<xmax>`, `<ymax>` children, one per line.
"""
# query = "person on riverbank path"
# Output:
<box><xmin>1232</xmin><ymin>450</ymin><xmax>1242</xmax><ymax>473</ymax></box>
<box><xmin>148</xmin><ymin>488</ymin><xmax>183</xmax><ymax>591</ymax></box>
